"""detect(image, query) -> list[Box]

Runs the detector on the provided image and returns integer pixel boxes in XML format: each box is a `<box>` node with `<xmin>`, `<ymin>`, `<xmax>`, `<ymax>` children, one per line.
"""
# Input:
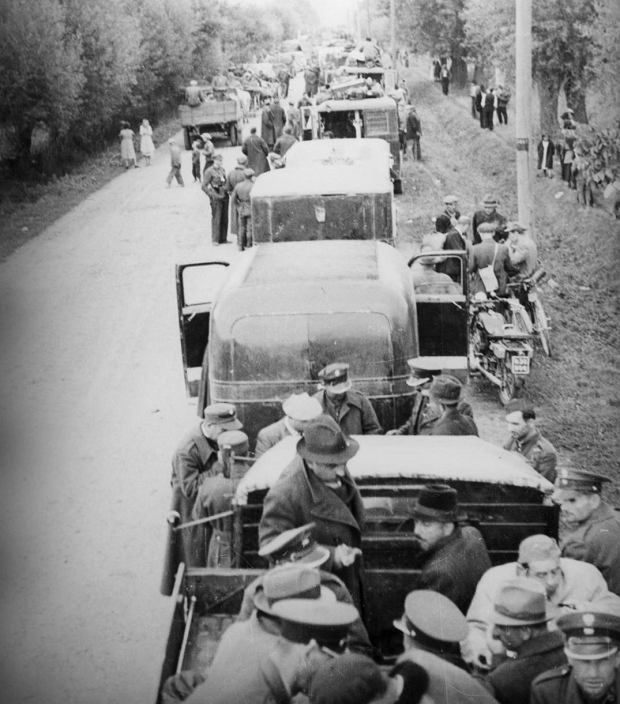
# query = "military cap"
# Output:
<box><xmin>443</xmin><ymin>194</ymin><xmax>459</xmax><ymax>204</ymax></box>
<box><xmin>258</xmin><ymin>523</ymin><xmax>330</xmax><ymax>567</ymax></box>
<box><xmin>429</xmin><ymin>374</ymin><xmax>463</xmax><ymax>405</ymax></box>
<box><xmin>297</xmin><ymin>414</ymin><xmax>359</xmax><ymax>464</ymax></box>
<box><xmin>393</xmin><ymin>590</ymin><xmax>467</xmax><ymax>643</ymax></box>
<box><xmin>413</xmin><ymin>484</ymin><xmax>459</xmax><ymax>522</ymax></box>
<box><xmin>217</xmin><ymin>429</ymin><xmax>249</xmax><ymax>455</ymax></box>
<box><xmin>482</xmin><ymin>194</ymin><xmax>498</xmax><ymax>206</ymax></box>
<box><xmin>253</xmin><ymin>565</ymin><xmax>335</xmax><ymax>616</ymax></box>
<box><xmin>282</xmin><ymin>392</ymin><xmax>322</xmax><ymax>421</ymax></box>
<box><xmin>203</xmin><ymin>403</ymin><xmax>242</xmax><ymax>430</ymax></box>
<box><xmin>558</xmin><ymin>611</ymin><xmax>620</xmax><ymax>660</ymax></box>
<box><xmin>271</xmin><ymin>598</ymin><xmax>359</xmax><ymax>651</ymax></box>
<box><xmin>317</xmin><ymin>362</ymin><xmax>352</xmax><ymax>393</ymax></box>
<box><xmin>493</xmin><ymin>577</ymin><xmax>556</xmax><ymax>626</ymax></box>
<box><xmin>405</xmin><ymin>358</ymin><xmax>441</xmax><ymax>388</ymax></box>
<box><xmin>308</xmin><ymin>653</ymin><xmax>386</xmax><ymax>704</ymax></box>
<box><xmin>554</xmin><ymin>468</ymin><xmax>611</xmax><ymax>494</ymax></box>
<box><xmin>518</xmin><ymin>534</ymin><xmax>561</xmax><ymax>565</ymax></box>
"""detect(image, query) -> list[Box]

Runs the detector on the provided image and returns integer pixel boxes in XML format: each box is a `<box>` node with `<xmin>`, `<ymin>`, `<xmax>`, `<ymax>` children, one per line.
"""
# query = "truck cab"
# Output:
<box><xmin>176</xmin><ymin>241</ymin><xmax>418</xmax><ymax>444</ymax></box>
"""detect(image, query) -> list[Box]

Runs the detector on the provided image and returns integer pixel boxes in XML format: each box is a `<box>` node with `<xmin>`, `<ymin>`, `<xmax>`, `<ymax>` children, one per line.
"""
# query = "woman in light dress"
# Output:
<box><xmin>119</xmin><ymin>121</ymin><xmax>137</xmax><ymax>169</ymax></box>
<box><xmin>139</xmin><ymin>118</ymin><xmax>155</xmax><ymax>165</ymax></box>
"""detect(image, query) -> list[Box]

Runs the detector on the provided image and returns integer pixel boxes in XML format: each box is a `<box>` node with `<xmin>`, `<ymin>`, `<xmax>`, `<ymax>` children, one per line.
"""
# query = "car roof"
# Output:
<box><xmin>285</xmin><ymin>138</ymin><xmax>390</xmax><ymax>169</ymax></box>
<box><xmin>251</xmin><ymin>164</ymin><xmax>391</xmax><ymax>197</ymax></box>
<box><xmin>234</xmin><ymin>435</ymin><xmax>554</xmax><ymax>503</ymax></box>
<box><xmin>316</xmin><ymin>96</ymin><xmax>397</xmax><ymax>112</ymax></box>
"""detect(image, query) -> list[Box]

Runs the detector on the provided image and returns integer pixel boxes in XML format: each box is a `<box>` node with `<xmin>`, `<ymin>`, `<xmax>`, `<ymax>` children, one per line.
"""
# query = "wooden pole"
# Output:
<box><xmin>515</xmin><ymin>0</ymin><xmax>533</xmax><ymax>238</ymax></box>
<box><xmin>390</xmin><ymin>0</ymin><xmax>396</xmax><ymax>69</ymax></box>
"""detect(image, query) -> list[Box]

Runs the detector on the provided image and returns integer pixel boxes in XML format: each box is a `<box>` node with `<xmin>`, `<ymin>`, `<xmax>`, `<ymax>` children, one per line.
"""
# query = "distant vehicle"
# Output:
<box><xmin>302</xmin><ymin>97</ymin><xmax>402</xmax><ymax>193</ymax></box>
<box><xmin>175</xmin><ymin>241</ymin><xmax>419</xmax><ymax>443</ymax></box>
<box><xmin>250</xmin><ymin>164</ymin><xmax>395</xmax><ymax>244</ymax></box>
<box><xmin>178</xmin><ymin>89</ymin><xmax>243</xmax><ymax>149</ymax></box>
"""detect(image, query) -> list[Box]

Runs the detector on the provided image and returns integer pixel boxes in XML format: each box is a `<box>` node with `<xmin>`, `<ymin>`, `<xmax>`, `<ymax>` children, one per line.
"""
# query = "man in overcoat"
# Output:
<box><xmin>554</xmin><ymin>468</ymin><xmax>620</xmax><ymax>595</ymax></box>
<box><xmin>419</xmin><ymin>375</ymin><xmax>478</xmax><ymax>437</ymax></box>
<box><xmin>241</xmin><ymin>127</ymin><xmax>269</xmax><ymax>175</ymax></box>
<box><xmin>259</xmin><ymin>414</ymin><xmax>366</xmax><ymax>610</ymax></box>
<box><xmin>469</xmin><ymin>221</ymin><xmax>517</xmax><ymax>296</ymax></box>
<box><xmin>230</xmin><ymin>168</ymin><xmax>255</xmax><ymax>251</ymax></box>
<box><xmin>260</xmin><ymin>99</ymin><xmax>275</xmax><ymax>149</ymax></box>
<box><xmin>413</xmin><ymin>484</ymin><xmax>492</xmax><ymax>614</ymax></box>
<box><xmin>313</xmin><ymin>362</ymin><xmax>382</xmax><ymax>436</ymax></box>
<box><xmin>254</xmin><ymin>392</ymin><xmax>322</xmax><ymax>458</ymax></box>
<box><xmin>472</xmin><ymin>194</ymin><xmax>507</xmax><ymax>245</ymax></box>
<box><xmin>225</xmin><ymin>154</ymin><xmax>247</xmax><ymax>239</ymax></box>
<box><xmin>269</xmin><ymin>96</ymin><xmax>286</xmax><ymax>142</ymax></box>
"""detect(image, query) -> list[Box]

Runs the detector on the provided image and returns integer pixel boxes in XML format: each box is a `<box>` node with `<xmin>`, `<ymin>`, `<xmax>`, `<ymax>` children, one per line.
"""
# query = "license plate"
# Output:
<box><xmin>511</xmin><ymin>355</ymin><xmax>530</xmax><ymax>375</ymax></box>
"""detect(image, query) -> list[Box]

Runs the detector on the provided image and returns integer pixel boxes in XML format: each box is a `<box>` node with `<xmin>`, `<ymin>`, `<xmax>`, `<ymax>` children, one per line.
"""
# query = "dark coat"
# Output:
<box><xmin>484</xmin><ymin>630</ymin><xmax>566</xmax><ymax>704</ymax></box>
<box><xmin>469</xmin><ymin>240</ymin><xmax>517</xmax><ymax>296</ymax></box>
<box><xmin>260</xmin><ymin>107</ymin><xmax>275</xmax><ymax>147</ymax></box>
<box><xmin>531</xmin><ymin>662</ymin><xmax>620</xmax><ymax>704</ymax></box>
<box><xmin>417</xmin><ymin>525</ymin><xmax>492</xmax><ymax>614</ymax></box>
<box><xmin>273</xmin><ymin>132</ymin><xmax>297</xmax><ymax>156</ymax></box>
<box><xmin>226</xmin><ymin>165</ymin><xmax>247</xmax><ymax>235</ymax></box>
<box><xmin>537</xmin><ymin>139</ymin><xmax>555</xmax><ymax>169</ymax></box>
<box><xmin>441</xmin><ymin>229</ymin><xmax>468</xmax><ymax>280</ymax></box>
<box><xmin>419</xmin><ymin>406</ymin><xmax>478</xmax><ymax>436</ymax></box>
<box><xmin>560</xmin><ymin>501</ymin><xmax>620</xmax><ymax>595</ymax></box>
<box><xmin>191</xmin><ymin>471</ymin><xmax>234</xmax><ymax>568</ymax></box>
<box><xmin>259</xmin><ymin>455</ymin><xmax>366</xmax><ymax>608</ymax></box>
<box><xmin>269</xmin><ymin>103</ymin><xmax>287</xmax><ymax>140</ymax></box>
<box><xmin>406</xmin><ymin>111</ymin><xmax>422</xmax><ymax>138</ymax></box>
<box><xmin>241</xmin><ymin>134</ymin><xmax>269</xmax><ymax>175</ymax></box>
<box><xmin>471</xmin><ymin>209</ymin><xmax>507</xmax><ymax>245</ymax></box>
<box><xmin>313</xmin><ymin>388</ymin><xmax>383</xmax><ymax>436</ymax></box>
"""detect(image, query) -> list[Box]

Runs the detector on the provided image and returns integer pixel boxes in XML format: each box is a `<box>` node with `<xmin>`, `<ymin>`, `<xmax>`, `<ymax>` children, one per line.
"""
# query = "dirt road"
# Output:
<box><xmin>0</xmin><ymin>131</ymin><xmax>245</xmax><ymax>703</ymax></box>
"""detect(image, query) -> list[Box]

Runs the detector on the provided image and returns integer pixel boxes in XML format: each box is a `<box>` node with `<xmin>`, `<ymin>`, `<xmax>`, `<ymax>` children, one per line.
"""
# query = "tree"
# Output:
<box><xmin>588</xmin><ymin>0</ymin><xmax>620</xmax><ymax>126</ymax></box>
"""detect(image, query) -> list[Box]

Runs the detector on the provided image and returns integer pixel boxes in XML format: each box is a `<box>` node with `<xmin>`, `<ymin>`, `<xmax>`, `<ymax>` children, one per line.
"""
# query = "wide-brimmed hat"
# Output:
<box><xmin>318</xmin><ymin>362</ymin><xmax>352</xmax><ymax>394</ymax></box>
<box><xmin>282</xmin><ymin>392</ymin><xmax>322</xmax><ymax>422</ymax></box>
<box><xmin>429</xmin><ymin>374</ymin><xmax>463</xmax><ymax>405</ymax></box>
<box><xmin>253</xmin><ymin>565</ymin><xmax>335</xmax><ymax>616</ymax></box>
<box><xmin>413</xmin><ymin>484</ymin><xmax>459</xmax><ymax>522</ymax></box>
<box><xmin>393</xmin><ymin>590</ymin><xmax>467</xmax><ymax>643</ymax></box>
<box><xmin>482</xmin><ymin>194</ymin><xmax>498</xmax><ymax>206</ymax></box>
<box><xmin>493</xmin><ymin>577</ymin><xmax>556</xmax><ymax>626</ymax></box>
<box><xmin>297</xmin><ymin>415</ymin><xmax>359</xmax><ymax>464</ymax></box>
<box><xmin>258</xmin><ymin>523</ymin><xmax>330</xmax><ymax>568</ymax></box>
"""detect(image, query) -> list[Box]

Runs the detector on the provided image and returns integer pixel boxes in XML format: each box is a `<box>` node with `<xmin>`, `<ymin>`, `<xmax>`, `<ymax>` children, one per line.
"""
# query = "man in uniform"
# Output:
<box><xmin>225</xmin><ymin>154</ymin><xmax>248</xmax><ymax>241</ymax></box>
<box><xmin>413</xmin><ymin>484</ymin><xmax>492</xmax><ymax>614</ymax></box>
<box><xmin>464</xmin><ymin>534</ymin><xmax>610</xmax><ymax>670</ymax></box>
<box><xmin>506</xmin><ymin>221</ymin><xmax>538</xmax><ymax>279</ymax></box>
<box><xmin>230</xmin><ymin>167</ymin><xmax>255</xmax><ymax>251</ymax></box>
<box><xmin>394</xmin><ymin>588</ymin><xmax>498</xmax><ymax>704</ymax></box>
<box><xmin>419</xmin><ymin>375</ymin><xmax>478</xmax><ymax>437</ymax></box>
<box><xmin>183</xmin><ymin>566</ymin><xmax>359</xmax><ymax>704</ymax></box>
<box><xmin>388</xmin><ymin>361</ymin><xmax>474</xmax><ymax>436</ymax></box>
<box><xmin>238</xmin><ymin>523</ymin><xmax>373</xmax><ymax>656</ymax></box>
<box><xmin>202</xmin><ymin>153</ymin><xmax>229</xmax><ymax>245</ymax></box>
<box><xmin>165</xmin><ymin>404</ymin><xmax>242</xmax><ymax>573</ymax></box>
<box><xmin>483</xmin><ymin>577</ymin><xmax>566</xmax><ymax>704</ymax></box>
<box><xmin>531</xmin><ymin>608</ymin><xmax>620</xmax><ymax>703</ymax></box>
<box><xmin>255</xmin><ymin>392</ymin><xmax>322</xmax><ymax>457</ymax></box>
<box><xmin>313</xmin><ymin>362</ymin><xmax>382</xmax><ymax>436</ymax></box>
<box><xmin>472</xmin><ymin>194</ymin><xmax>507</xmax><ymax>245</ymax></box>
<box><xmin>259</xmin><ymin>415</ymin><xmax>365</xmax><ymax>609</ymax></box>
<box><xmin>554</xmin><ymin>468</ymin><xmax>620</xmax><ymax>595</ymax></box>
<box><xmin>503</xmin><ymin>402</ymin><xmax>558</xmax><ymax>482</ymax></box>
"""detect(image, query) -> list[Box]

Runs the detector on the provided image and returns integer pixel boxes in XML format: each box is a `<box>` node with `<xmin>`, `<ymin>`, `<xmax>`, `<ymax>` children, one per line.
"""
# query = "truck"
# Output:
<box><xmin>179</xmin><ymin>97</ymin><xmax>243</xmax><ymax>150</ymax></box>
<box><xmin>156</xmin><ymin>433</ymin><xmax>558</xmax><ymax>700</ymax></box>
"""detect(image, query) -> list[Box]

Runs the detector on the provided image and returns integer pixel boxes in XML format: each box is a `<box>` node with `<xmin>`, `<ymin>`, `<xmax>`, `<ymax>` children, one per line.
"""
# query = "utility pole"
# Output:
<box><xmin>366</xmin><ymin>0</ymin><xmax>371</xmax><ymax>38</ymax></box>
<box><xmin>515</xmin><ymin>0</ymin><xmax>533</xmax><ymax>238</ymax></box>
<box><xmin>390</xmin><ymin>0</ymin><xmax>396</xmax><ymax>68</ymax></box>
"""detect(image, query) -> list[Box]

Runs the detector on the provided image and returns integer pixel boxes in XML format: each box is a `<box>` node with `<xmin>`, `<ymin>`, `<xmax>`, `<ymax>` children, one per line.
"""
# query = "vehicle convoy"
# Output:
<box><xmin>179</xmin><ymin>92</ymin><xmax>243</xmax><ymax>149</ymax></box>
<box><xmin>157</xmin><ymin>434</ymin><xmax>557</xmax><ymax>701</ymax></box>
<box><xmin>250</xmin><ymin>165</ymin><xmax>395</xmax><ymax>244</ymax></box>
<box><xmin>302</xmin><ymin>96</ymin><xmax>402</xmax><ymax>193</ymax></box>
<box><xmin>176</xmin><ymin>241</ymin><xmax>421</xmax><ymax>444</ymax></box>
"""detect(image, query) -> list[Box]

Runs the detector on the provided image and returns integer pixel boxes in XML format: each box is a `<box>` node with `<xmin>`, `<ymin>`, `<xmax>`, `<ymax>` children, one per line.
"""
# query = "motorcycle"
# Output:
<box><xmin>506</xmin><ymin>268</ymin><xmax>552</xmax><ymax>357</ymax></box>
<box><xmin>469</xmin><ymin>293</ymin><xmax>534</xmax><ymax>405</ymax></box>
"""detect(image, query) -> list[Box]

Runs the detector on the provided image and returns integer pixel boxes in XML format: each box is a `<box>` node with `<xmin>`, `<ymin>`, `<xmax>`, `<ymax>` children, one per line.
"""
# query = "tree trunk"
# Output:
<box><xmin>535</xmin><ymin>71</ymin><xmax>561</xmax><ymax>136</ymax></box>
<box><xmin>563</xmin><ymin>76</ymin><xmax>588</xmax><ymax>124</ymax></box>
<box><xmin>450</xmin><ymin>56</ymin><xmax>468</xmax><ymax>88</ymax></box>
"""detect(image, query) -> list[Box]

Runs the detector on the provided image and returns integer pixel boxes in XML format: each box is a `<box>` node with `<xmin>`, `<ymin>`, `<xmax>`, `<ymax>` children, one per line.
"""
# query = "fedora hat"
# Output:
<box><xmin>429</xmin><ymin>374</ymin><xmax>462</xmax><ymax>405</ymax></box>
<box><xmin>297</xmin><ymin>415</ymin><xmax>359</xmax><ymax>464</ymax></box>
<box><xmin>493</xmin><ymin>577</ymin><xmax>556</xmax><ymax>626</ymax></box>
<box><xmin>253</xmin><ymin>565</ymin><xmax>335</xmax><ymax>616</ymax></box>
<box><xmin>413</xmin><ymin>484</ymin><xmax>459</xmax><ymax>522</ymax></box>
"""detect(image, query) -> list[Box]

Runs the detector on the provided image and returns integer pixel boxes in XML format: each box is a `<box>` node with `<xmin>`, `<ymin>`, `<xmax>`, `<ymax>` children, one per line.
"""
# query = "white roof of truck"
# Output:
<box><xmin>285</xmin><ymin>138</ymin><xmax>390</xmax><ymax>169</ymax></box>
<box><xmin>234</xmin><ymin>435</ymin><xmax>554</xmax><ymax>504</ymax></box>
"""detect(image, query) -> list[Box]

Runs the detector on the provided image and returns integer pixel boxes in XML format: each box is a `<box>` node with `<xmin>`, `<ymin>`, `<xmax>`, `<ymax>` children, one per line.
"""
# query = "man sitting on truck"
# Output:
<box><xmin>419</xmin><ymin>375</ymin><xmax>478</xmax><ymax>437</ymax></box>
<box><xmin>313</xmin><ymin>362</ymin><xmax>382</xmax><ymax>436</ymax></box>
<box><xmin>411</xmin><ymin>245</ymin><xmax>461</xmax><ymax>295</ymax></box>
<box><xmin>254</xmin><ymin>392</ymin><xmax>322</xmax><ymax>458</ymax></box>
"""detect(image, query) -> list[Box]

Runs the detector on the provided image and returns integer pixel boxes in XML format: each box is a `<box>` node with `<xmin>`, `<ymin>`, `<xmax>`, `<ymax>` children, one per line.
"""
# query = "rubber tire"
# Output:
<box><xmin>229</xmin><ymin>123</ymin><xmax>238</xmax><ymax>146</ymax></box>
<box><xmin>498</xmin><ymin>362</ymin><xmax>521</xmax><ymax>406</ymax></box>
<box><xmin>183</xmin><ymin>127</ymin><xmax>192</xmax><ymax>151</ymax></box>
<box><xmin>533</xmin><ymin>297</ymin><xmax>552</xmax><ymax>357</ymax></box>
<box><xmin>393</xmin><ymin>178</ymin><xmax>403</xmax><ymax>195</ymax></box>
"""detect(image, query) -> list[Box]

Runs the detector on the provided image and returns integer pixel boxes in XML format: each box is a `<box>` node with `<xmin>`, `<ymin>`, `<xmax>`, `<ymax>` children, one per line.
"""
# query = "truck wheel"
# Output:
<box><xmin>183</xmin><ymin>127</ymin><xmax>192</xmax><ymax>151</ymax></box>
<box><xmin>393</xmin><ymin>178</ymin><xmax>403</xmax><ymax>195</ymax></box>
<box><xmin>229</xmin><ymin>123</ymin><xmax>239</xmax><ymax>146</ymax></box>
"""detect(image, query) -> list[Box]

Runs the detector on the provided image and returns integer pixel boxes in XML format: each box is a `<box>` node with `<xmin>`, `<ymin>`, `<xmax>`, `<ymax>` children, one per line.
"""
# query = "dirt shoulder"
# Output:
<box><xmin>396</xmin><ymin>69</ymin><xmax>620</xmax><ymax>499</ymax></box>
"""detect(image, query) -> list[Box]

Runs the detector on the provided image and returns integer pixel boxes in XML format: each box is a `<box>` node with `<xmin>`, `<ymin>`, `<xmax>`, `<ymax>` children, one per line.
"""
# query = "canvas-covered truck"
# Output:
<box><xmin>156</xmin><ymin>434</ymin><xmax>557</xmax><ymax>701</ymax></box>
<box><xmin>179</xmin><ymin>97</ymin><xmax>243</xmax><ymax>150</ymax></box>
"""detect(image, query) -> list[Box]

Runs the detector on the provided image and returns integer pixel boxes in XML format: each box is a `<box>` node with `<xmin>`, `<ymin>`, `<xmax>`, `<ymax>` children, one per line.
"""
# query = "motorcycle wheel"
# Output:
<box><xmin>533</xmin><ymin>298</ymin><xmax>552</xmax><ymax>357</ymax></box>
<box><xmin>498</xmin><ymin>362</ymin><xmax>522</xmax><ymax>406</ymax></box>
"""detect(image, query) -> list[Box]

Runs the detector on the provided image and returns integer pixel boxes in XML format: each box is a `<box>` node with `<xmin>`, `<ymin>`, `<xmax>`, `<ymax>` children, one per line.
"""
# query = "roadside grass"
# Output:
<box><xmin>397</xmin><ymin>72</ymin><xmax>620</xmax><ymax>497</ymax></box>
